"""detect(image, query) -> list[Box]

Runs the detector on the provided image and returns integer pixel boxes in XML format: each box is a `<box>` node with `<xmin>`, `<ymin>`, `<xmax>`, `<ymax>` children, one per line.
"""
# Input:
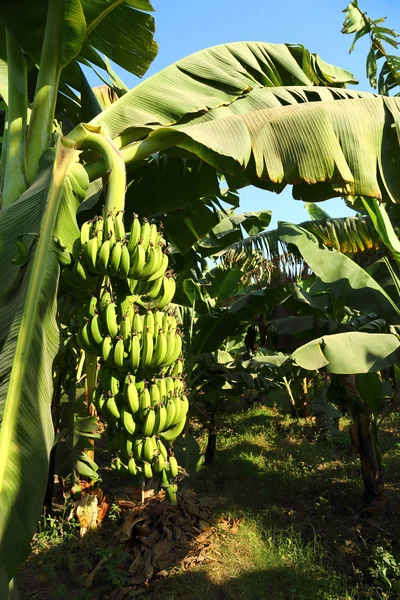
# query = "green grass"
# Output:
<box><xmin>18</xmin><ymin>405</ymin><xmax>400</xmax><ymax>600</ymax></box>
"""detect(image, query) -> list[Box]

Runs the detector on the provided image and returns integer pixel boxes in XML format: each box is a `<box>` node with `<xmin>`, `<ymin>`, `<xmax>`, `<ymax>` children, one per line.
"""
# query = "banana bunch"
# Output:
<box><xmin>93</xmin><ymin>372</ymin><xmax>187</xmax><ymax>493</ymax></box>
<box><xmin>66</xmin><ymin>209</ymin><xmax>186</xmax><ymax>503</ymax></box>
<box><xmin>77</xmin><ymin>295</ymin><xmax>183</xmax><ymax>375</ymax></box>
<box><xmin>60</xmin><ymin>213</ymin><xmax>170</xmax><ymax>291</ymax></box>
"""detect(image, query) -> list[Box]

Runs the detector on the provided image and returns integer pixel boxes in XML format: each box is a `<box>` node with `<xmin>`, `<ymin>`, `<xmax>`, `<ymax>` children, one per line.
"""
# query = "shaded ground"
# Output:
<box><xmin>18</xmin><ymin>405</ymin><xmax>400</xmax><ymax>600</ymax></box>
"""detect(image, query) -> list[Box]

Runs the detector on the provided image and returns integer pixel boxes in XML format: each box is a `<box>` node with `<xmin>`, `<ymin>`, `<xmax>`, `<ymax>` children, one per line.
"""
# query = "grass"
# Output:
<box><xmin>18</xmin><ymin>404</ymin><xmax>400</xmax><ymax>600</ymax></box>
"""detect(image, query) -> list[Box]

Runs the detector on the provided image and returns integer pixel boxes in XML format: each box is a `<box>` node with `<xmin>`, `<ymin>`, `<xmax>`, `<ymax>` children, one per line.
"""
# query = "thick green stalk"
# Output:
<box><xmin>0</xmin><ymin>137</ymin><xmax>76</xmax><ymax>590</ymax></box>
<box><xmin>25</xmin><ymin>0</ymin><xmax>66</xmax><ymax>185</ymax></box>
<box><xmin>2</xmin><ymin>31</ymin><xmax>28</xmax><ymax>208</ymax></box>
<box><xmin>84</xmin><ymin>134</ymin><xmax>180</xmax><ymax>182</ymax></box>
<box><xmin>68</xmin><ymin>125</ymin><xmax>126</xmax><ymax>215</ymax></box>
<box><xmin>0</xmin><ymin>110</ymin><xmax>9</xmax><ymax>192</ymax></box>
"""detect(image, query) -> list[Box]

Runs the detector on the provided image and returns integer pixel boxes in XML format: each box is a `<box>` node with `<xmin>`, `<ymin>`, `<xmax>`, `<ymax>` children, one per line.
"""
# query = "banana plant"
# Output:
<box><xmin>2</xmin><ymin>1</ymin><xmax>400</xmax><ymax>595</ymax></box>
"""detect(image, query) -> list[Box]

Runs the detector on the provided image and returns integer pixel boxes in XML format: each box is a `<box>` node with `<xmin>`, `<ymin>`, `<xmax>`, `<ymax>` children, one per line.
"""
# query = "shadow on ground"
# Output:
<box><xmin>17</xmin><ymin>406</ymin><xmax>400</xmax><ymax>600</ymax></box>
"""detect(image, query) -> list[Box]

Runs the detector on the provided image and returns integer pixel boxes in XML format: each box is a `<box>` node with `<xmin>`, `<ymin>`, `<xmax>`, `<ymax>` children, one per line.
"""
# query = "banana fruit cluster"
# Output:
<box><xmin>93</xmin><ymin>369</ymin><xmax>186</xmax><ymax>484</ymax></box>
<box><xmin>66</xmin><ymin>211</ymin><xmax>186</xmax><ymax>502</ymax></box>
<box><xmin>61</xmin><ymin>213</ymin><xmax>171</xmax><ymax>300</ymax></box>
<box><xmin>77</xmin><ymin>293</ymin><xmax>182</xmax><ymax>374</ymax></box>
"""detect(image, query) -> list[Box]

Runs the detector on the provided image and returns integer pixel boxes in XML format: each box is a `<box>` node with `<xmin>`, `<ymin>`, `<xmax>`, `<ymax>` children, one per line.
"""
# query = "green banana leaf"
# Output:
<box><xmin>0</xmin><ymin>138</ymin><xmax>78</xmax><ymax>591</ymax></box>
<box><xmin>192</xmin><ymin>287</ymin><xmax>289</xmax><ymax>356</ymax></box>
<box><xmin>292</xmin><ymin>332</ymin><xmax>400</xmax><ymax>374</ymax></box>
<box><xmin>278</xmin><ymin>222</ymin><xmax>400</xmax><ymax>325</ymax></box>
<box><xmin>219</xmin><ymin>214</ymin><xmax>380</xmax><ymax>263</ymax></box>
<box><xmin>90</xmin><ymin>41</ymin><xmax>357</xmax><ymax>141</ymax></box>
<box><xmin>0</xmin><ymin>0</ymin><xmax>157</xmax><ymax>84</ymax></box>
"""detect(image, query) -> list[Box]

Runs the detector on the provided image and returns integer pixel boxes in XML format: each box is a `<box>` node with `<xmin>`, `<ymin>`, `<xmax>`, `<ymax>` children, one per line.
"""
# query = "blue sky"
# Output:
<box><xmin>90</xmin><ymin>0</ymin><xmax>400</xmax><ymax>228</ymax></box>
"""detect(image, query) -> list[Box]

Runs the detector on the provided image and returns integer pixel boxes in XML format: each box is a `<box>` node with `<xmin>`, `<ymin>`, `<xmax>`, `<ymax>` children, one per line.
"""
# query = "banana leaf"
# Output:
<box><xmin>0</xmin><ymin>138</ymin><xmax>78</xmax><ymax>590</ymax></box>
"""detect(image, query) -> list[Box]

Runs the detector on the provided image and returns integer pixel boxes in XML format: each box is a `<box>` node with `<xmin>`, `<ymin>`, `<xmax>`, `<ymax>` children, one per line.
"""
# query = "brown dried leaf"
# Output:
<box><xmin>119</xmin><ymin>514</ymin><xmax>146</xmax><ymax>542</ymax></box>
<box><xmin>129</xmin><ymin>572</ymin><xmax>147</xmax><ymax>585</ymax></box>
<box><xmin>143</xmin><ymin>528</ymin><xmax>161</xmax><ymax>548</ymax></box>
<box><xmin>129</xmin><ymin>552</ymin><xmax>144</xmax><ymax>575</ymax></box>
<box><xmin>85</xmin><ymin>558</ymin><xmax>106</xmax><ymax>588</ymax></box>
<box><xmin>97</xmin><ymin>496</ymin><xmax>110</xmax><ymax>525</ymax></box>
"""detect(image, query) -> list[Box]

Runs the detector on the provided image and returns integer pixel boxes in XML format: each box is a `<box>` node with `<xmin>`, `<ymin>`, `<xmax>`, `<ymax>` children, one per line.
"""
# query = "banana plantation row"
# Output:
<box><xmin>1</xmin><ymin>0</ymin><xmax>400</xmax><ymax>597</ymax></box>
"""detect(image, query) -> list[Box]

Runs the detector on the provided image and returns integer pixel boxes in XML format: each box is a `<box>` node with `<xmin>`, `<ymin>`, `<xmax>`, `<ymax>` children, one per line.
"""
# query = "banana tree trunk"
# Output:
<box><xmin>341</xmin><ymin>375</ymin><xmax>384</xmax><ymax>503</ymax></box>
<box><xmin>205</xmin><ymin>413</ymin><xmax>217</xmax><ymax>465</ymax></box>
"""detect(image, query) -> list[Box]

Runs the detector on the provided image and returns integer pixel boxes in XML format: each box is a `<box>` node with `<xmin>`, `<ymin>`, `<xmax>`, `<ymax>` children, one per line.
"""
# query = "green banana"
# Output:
<box><xmin>128</xmin><ymin>242</ymin><xmax>146</xmax><ymax>278</ymax></box>
<box><xmin>143</xmin><ymin>436</ymin><xmax>155</xmax><ymax>462</ymax></box>
<box><xmin>156</xmin><ymin>438</ymin><xmax>168</xmax><ymax>461</ymax></box>
<box><xmin>109</xmin><ymin>371</ymin><xmax>120</xmax><ymax>396</ymax></box>
<box><xmin>160</xmin><ymin>416</ymin><xmax>186</xmax><ymax>442</ymax></box>
<box><xmin>140</xmin><ymin>219</ymin><xmax>151</xmax><ymax>251</ymax></box>
<box><xmin>157</xmin><ymin>377</ymin><xmax>167</xmax><ymax>402</ymax></box>
<box><xmin>121</xmin><ymin>409</ymin><xmax>136</xmax><ymax>435</ymax></box>
<box><xmin>146</xmin><ymin>253</ymin><xmax>168</xmax><ymax>283</ymax></box>
<box><xmin>133</xmin><ymin>437</ymin><xmax>145</xmax><ymax>461</ymax></box>
<box><xmin>163</xmin><ymin>333</ymin><xmax>182</xmax><ymax>367</ymax></box>
<box><xmin>174</xmin><ymin>378</ymin><xmax>185</xmax><ymax>394</ymax></box>
<box><xmin>106</xmin><ymin>395</ymin><xmax>121</xmax><ymax>420</ymax></box>
<box><xmin>102</xmin><ymin>336</ymin><xmax>114</xmax><ymax>365</ymax></box>
<box><xmin>169</xmin><ymin>456</ymin><xmax>179</xmax><ymax>478</ymax></box>
<box><xmin>171</xmin><ymin>395</ymin><xmax>182</xmax><ymax>426</ymax></box>
<box><xmin>114</xmin><ymin>337</ymin><xmax>125</xmax><ymax>369</ymax></box>
<box><xmin>139</xmin><ymin>386</ymin><xmax>151</xmax><ymax>420</ymax></box>
<box><xmin>119</xmin><ymin>314</ymin><xmax>131</xmax><ymax>349</ymax></box>
<box><xmin>143</xmin><ymin>461</ymin><xmax>153</xmax><ymax>480</ymax></box>
<box><xmin>153</xmin><ymin>454</ymin><xmax>165</xmax><ymax>473</ymax></box>
<box><xmin>87</xmin><ymin>296</ymin><xmax>98</xmax><ymax>317</ymax></box>
<box><xmin>143</xmin><ymin>407</ymin><xmax>156</xmax><ymax>436</ymax></box>
<box><xmin>128</xmin><ymin>457</ymin><xmax>138</xmax><ymax>476</ymax></box>
<box><xmin>109</xmin><ymin>240</ymin><xmax>122</xmax><ymax>277</ymax></box>
<box><xmin>149</xmin><ymin>223</ymin><xmax>158</xmax><ymax>247</ymax></box>
<box><xmin>150</xmin><ymin>382</ymin><xmax>161</xmax><ymax>406</ymax></box>
<box><xmin>127</xmin><ymin>214</ymin><xmax>141</xmax><ymax>255</ymax></box>
<box><xmin>98</xmin><ymin>240</ymin><xmax>111</xmax><ymax>275</ymax></box>
<box><xmin>156</xmin><ymin>276</ymin><xmax>176</xmax><ymax>309</ymax></box>
<box><xmin>165</xmin><ymin>377</ymin><xmax>175</xmax><ymax>397</ymax></box>
<box><xmin>104</xmin><ymin>302</ymin><xmax>119</xmax><ymax>338</ymax></box>
<box><xmin>124</xmin><ymin>376</ymin><xmax>139</xmax><ymax>413</ymax></box>
<box><xmin>154</xmin><ymin>404</ymin><xmax>167</xmax><ymax>434</ymax></box>
<box><xmin>73</xmin><ymin>258</ymin><xmax>89</xmax><ymax>287</ymax></box>
<box><xmin>99</xmin><ymin>289</ymin><xmax>112</xmax><ymax>315</ymax></box>
<box><xmin>150</xmin><ymin>329</ymin><xmax>167</xmax><ymax>368</ymax></box>
<box><xmin>118</xmin><ymin>244</ymin><xmax>131</xmax><ymax>279</ymax></box>
<box><xmin>169</xmin><ymin>359</ymin><xmax>183</xmax><ymax>378</ymax></box>
<box><xmin>80</xmin><ymin>321</ymin><xmax>98</xmax><ymax>353</ymax></box>
<box><xmin>140</xmin><ymin>244</ymin><xmax>159</xmax><ymax>280</ymax></box>
<box><xmin>144</xmin><ymin>311</ymin><xmax>155</xmax><ymax>338</ymax></box>
<box><xmin>104</xmin><ymin>214</ymin><xmax>115</xmax><ymax>246</ymax></box>
<box><xmin>164</xmin><ymin>397</ymin><xmax>176</xmax><ymax>429</ymax></box>
<box><xmin>90</xmin><ymin>314</ymin><xmax>104</xmax><ymax>346</ymax></box>
<box><xmin>80</xmin><ymin>220</ymin><xmax>92</xmax><ymax>247</ymax></box>
<box><xmin>82</xmin><ymin>237</ymin><xmax>99</xmax><ymax>275</ymax></box>
<box><xmin>132</xmin><ymin>312</ymin><xmax>143</xmax><ymax>337</ymax></box>
<box><xmin>130</xmin><ymin>332</ymin><xmax>141</xmax><ymax>372</ymax></box>
<box><xmin>93</xmin><ymin>216</ymin><xmax>105</xmax><ymax>250</ymax></box>
<box><xmin>140</xmin><ymin>328</ymin><xmax>154</xmax><ymax>370</ymax></box>
<box><xmin>114</xmin><ymin>211</ymin><xmax>126</xmax><ymax>240</ymax></box>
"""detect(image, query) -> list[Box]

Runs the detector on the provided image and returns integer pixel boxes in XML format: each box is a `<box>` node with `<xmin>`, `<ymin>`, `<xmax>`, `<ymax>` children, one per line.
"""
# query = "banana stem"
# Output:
<box><xmin>68</xmin><ymin>125</ymin><xmax>126</xmax><ymax>216</ymax></box>
<box><xmin>84</xmin><ymin>133</ymin><xmax>179</xmax><ymax>182</ymax></box>
<box><xmin>2</xmin><ymin>31</ymin><xmax>28</xmax><ymax>208</ymax></box>
<box><xmin>25</xmin><ymin>0</ymin><xmax>66</xmax><ymax>184</ymax></box>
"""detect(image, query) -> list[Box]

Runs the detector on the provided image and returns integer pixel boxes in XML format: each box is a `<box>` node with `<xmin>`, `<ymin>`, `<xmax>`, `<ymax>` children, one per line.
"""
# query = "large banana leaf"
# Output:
<box><xmin>0</xmin><ymin>138</ymin><xmax>78</xmax><ymax>590</ymax></box>
<box><xmin>125</xmin><ymin>94</ymin><xmax>400</xmax><ymax>204</ymax></box>
<box><xmin>0</xmin><ymin>0</ymin><xmax>157</xmax><ymax>86</ymax></box>
<box><xmin>278</xmin><ymin>222</ymin><xmax>400</xmax><ymax>325</ymax></box>
<box><xmin>292</xmin><ymin>332</ymin><xmax>400</xmax><ymax>374</ymax></box>
<box><xmin>89</xmin><ymin>42</ymin><xmax>358</xmax><ymax>141</ymax></box>
<box><xmin>219</xmin><ymin>214</ymin><xmax>381</xmax><ymax>263</ymax></box>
